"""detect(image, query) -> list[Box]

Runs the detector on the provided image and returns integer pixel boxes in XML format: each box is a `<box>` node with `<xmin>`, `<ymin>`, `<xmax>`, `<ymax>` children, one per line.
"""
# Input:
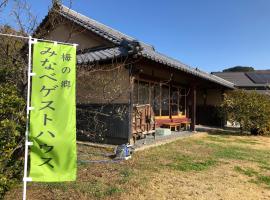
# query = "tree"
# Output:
<box><xmin>223</xmin><ymin>66</ymin><xmax>255</xmax><ymax>72</ymax></box>
<box><xmin>0</xmin><ymin>84</ymin><xmax>25</xmax><ymax>198</ymax></box>
<box><xmin>221</xmin><ymin>90</ymin><xmax>270</xmax><ymax>135</ymax></box>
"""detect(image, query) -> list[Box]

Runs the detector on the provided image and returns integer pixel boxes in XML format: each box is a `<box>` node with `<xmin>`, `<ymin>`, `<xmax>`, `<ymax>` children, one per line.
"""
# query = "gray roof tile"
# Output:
<box><xmin>77</xmin><ymin>46</ymin><xmax>129</xmax><ymax>64</ymax></box>
<box><xmin>140</xmin><ymin>49</ymin><xmax>234</xmax><ymax>88</ymax></box>
<box><xmin>212</xmin><ymin>72</ymin><xmax>270</xmax><ymax>87</ymax></box>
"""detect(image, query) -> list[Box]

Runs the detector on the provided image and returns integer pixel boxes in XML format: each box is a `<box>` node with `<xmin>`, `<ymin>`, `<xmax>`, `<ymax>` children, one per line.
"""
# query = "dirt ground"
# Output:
<box><xmin>5</xmin><ymin>132</ymin><xmax>270</xmax><ymax>200</ymax></box>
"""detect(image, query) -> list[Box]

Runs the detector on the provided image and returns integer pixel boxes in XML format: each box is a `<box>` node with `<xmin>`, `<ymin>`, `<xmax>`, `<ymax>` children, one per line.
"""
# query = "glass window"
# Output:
<box><xmin>151</xmin><ymin>83</ymin><xmax>161</xmax><ymax>115</ymax></box>
<box><xmin>133</xmin><ymin>80</ymin><xmax>187</xmax><ymax>117</ymax></box>
<box><xmin>138</xmin><ymin>81</ymin><xmax>149</xmax><ymax>104</ymax></box>
<box><xmin>171</xmin><ymin>87</ymin><xmax>179</xmax><ymax>115</ymax></box>
<box><xmin>133</xmin><ymin>80</ymin><xmax>139</xmax><ymax>104</ymax></box>
<box><xmin>180</xmin><ymin>88</ymin><xmax>186</xmax><ymax>115</ymax></box>
<box><xmin>161</xmin><ymin>85</ymin><xmax>169</xmax><ymax>116</ymax></box>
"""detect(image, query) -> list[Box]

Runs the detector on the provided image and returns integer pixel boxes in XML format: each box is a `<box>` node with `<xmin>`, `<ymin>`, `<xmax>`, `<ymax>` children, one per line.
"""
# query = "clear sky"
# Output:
<box><xmin>1</xmin><ymin>0</ymin><xmax>270</xmax><ymax>72</ymax></box>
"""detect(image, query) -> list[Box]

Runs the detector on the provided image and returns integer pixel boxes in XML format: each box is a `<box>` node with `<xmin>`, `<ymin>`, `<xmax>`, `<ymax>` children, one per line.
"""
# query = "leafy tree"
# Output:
<box><xmin>0</xmin><ymin>25</ymin><xmax>26</xmax><ymax>198</ymax></box>
<box><xmin>0</xmin><ymin>84</ymin><xmax>25</xmax><ymax>198</ymax></box>
<box><xmin>221</xmin><ymin>90</ymin><xmax>270</xmax><ymax>135</ymax></box>
<box><xmin>223</xmin><ymin>66</ymin><xmax>255</xmax><ymax>72</ymax></box>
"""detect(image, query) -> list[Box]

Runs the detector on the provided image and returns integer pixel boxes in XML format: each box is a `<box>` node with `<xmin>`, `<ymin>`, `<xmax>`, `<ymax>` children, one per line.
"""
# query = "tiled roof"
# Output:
<box><xmin>246</xmin><ymin>71</ymin><xmax>270</xmax><ymax>84</ymax></box>
<box><xmin>77</xmin><ymin>46</ymin><xmax>129</xmax><ymax>64</ymax></box>
<box><xmin>139</xmin><ymin>49</ymin><xmax>234</xmax><ymax>88</ymax></box>
<box><xmin>212</xmin><ymin>72</ymin><xmax>270</xmax><ymax>87</ymax></box>
<box><xmin>55</xmin><ymin>4</ymin><xmax>234</xmax><ymax>89</ymax></box>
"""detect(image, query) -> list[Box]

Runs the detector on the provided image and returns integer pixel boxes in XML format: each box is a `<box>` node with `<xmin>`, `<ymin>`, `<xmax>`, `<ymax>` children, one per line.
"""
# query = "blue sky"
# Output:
<box><xmin>1</xmin><ymin>0</ymin><xmax>270</xmax><ymax>72</ymax></box>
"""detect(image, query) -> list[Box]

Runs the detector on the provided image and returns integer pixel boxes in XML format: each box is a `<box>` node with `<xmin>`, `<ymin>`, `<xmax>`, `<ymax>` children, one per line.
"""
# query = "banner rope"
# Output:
<box><xmin>0</xmin><ymin>32</ymin><xmax>78</xmax><ymax>46</ymax></box>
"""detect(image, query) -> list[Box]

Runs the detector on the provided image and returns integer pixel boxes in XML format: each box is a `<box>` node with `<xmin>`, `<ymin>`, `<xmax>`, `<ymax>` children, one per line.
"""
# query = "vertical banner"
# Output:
<box><xmin>29</xmin><ymin>41</ymin><xmax>77</xmax><ymax>182</ymax></box>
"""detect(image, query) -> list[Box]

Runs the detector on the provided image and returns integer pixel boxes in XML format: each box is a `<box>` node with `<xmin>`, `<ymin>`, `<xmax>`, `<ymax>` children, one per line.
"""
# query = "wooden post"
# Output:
<box><xmin>169</xmin><ymin>84</ymin><xmax>171</xmax><ymax>118</ymax></box>
<box><xmin>159</xmin><ymin>83</ymin><xmax>162</xmax><ymax>116</ymax></box>
<box><xmin>148</xmin><ymin>82</ymin><xmax>151</xmax><ymax>105</ymax></box>
<box><xmin>191</xmin><ymin>85</ymin><xmax>196</xmax><ymax>131</ymax></box>
<box><xmin>221</xmin><ymin>88</ymin><xmax>226</xmax><ymax>128</ymax></box>
<box><xmin>137</xmin><ymin>80</ymin><xmax>140</xmax><ymax>103</ymax></box>
<box><xmin>184</xmin><ymin>88</ymin><xmax>187</xmax><ymax>116</ymax></box>
<box><xmin>177</xmin><ymin>88</ymin><xmax>180</xmax><ymax>114</ymax></box>
<box><xmin>128</xmin><ymin>66</ymin><xmax>134</xmax><ymax>144</ymax></box>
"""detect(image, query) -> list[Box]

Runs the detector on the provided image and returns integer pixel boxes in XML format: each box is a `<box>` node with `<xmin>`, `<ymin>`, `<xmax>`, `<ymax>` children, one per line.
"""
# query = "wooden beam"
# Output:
<box><xmin>148</xmin><ymin>82</ymin><xmax>151</xmax><ymax>105</ymax></box>
<box><xmin>128</xmin><ymin>66</ymin><xmax>135</xmax><ymax>143</ymax></box>
<box><xmin>169</xmin><ymin>84</ymin><xmax>171</xmax><ymax>118</ymax></box>
<box><xmin>184</xmin><ymin>88</ymin><xmax>187</xmax><ymax>115</ymax></box>
<box><xmin>177</xmin><ymin>88</ymin><xmax>180</xmax><ymax>114</ymax></box>
<box><xmin>191</xmin><ymin>85</ymin><xmax>196</xmax><ymax>131</ymax></box>
<box><xmin>159</xmin><ymin>83</ymin><xmax>162</xmax><ymax>116</ymax></box>
<box><xmin>137</xmin><ymin>79</ymin><xmax>140</xmax><ymax>103</ymax></box>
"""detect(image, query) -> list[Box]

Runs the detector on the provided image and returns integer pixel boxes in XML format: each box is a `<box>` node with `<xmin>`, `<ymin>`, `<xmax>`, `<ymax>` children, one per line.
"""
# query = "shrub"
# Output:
<box><xmin>0</xmin><ymin>84</ymin><xmax>25</xmax><ymax>198</ymax></box>
<box><xmin>221</xmin><ymin>90</ymin><xmax>270</xmax><ymax>135</ymax></box>
<box><xmin>0</xmin><ymin>26</ymin><xmax>27</xmax><ymax>198</ymax></box>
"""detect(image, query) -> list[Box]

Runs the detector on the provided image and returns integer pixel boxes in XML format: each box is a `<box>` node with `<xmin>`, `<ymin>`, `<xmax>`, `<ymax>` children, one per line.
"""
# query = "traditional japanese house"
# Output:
<box><xmin>34</xmin><ymin>3</ymin><xmax>235</xmax><ymax>144</ymax></box>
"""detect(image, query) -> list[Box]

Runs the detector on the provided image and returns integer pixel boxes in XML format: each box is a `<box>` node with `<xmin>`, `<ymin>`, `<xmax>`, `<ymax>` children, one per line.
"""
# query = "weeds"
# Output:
<box><xmin>166</xmin><ymin>154</ymin><xmax>217</xmax><ymax>171</ymax></box>
<box><xmin>234</xmin><ymin>166</ymin><xmax>270</xmax><ymax>187</ymax></box>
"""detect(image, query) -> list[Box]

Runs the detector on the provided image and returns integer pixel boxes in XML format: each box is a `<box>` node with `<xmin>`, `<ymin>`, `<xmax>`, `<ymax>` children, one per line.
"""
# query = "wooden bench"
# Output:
<box><xmin>155</xmin><ymin>114</ymin><xmax>191</xmax><ymax>131</ymax></box>
<box><xmin>162</xmin><ymin>122</ymin><xmax>181</xmax><ymax>131</ymax></box>
<box><xmin>181</xmin><ymin>121</ymin><xmax>191</xmax><ymax>130</ymax></box>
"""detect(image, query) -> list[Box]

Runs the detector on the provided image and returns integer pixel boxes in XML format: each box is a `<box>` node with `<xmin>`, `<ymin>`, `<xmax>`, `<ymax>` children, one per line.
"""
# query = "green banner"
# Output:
<box><xmin>29</xmin><ymin>41</ymin><xmax>77</xmax><ymax>182</ymax></box>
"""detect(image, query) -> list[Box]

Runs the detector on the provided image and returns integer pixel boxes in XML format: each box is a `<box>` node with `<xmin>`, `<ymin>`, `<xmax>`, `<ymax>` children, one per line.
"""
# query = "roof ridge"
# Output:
<box><xmin>77</xmin><ymin>46</ymin><xmax>122</xmax><ymax>54</ymax></box>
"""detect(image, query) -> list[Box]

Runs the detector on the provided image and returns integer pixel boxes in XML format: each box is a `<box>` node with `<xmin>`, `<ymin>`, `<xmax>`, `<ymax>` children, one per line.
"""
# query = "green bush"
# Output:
<box><xmin>0</xmin><ymin>26</ymin><xmax>27</xmax><ymax>199</ymax></box>
<box><xmin>0</xmin><ymin>84</ymin><xmax>25</xmax><ymax>199</ymax></box>
<box><xmin>221</xmin><ymin>90</ymin><xmax>270</xmax><ymax>135</ymax></box>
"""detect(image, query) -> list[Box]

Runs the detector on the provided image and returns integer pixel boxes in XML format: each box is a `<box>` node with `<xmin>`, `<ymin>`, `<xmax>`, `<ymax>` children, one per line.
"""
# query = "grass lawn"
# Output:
<box><xmin>5</xmin><ymin>132</ymin><xmax>270</xmax><ymax>200</ymax></box>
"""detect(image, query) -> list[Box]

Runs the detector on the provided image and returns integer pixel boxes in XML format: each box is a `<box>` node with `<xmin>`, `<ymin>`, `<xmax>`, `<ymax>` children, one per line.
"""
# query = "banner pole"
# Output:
<box><xmin>23</xmin><ymin>36</ymin><xmax>33</xmax><ymax>200</ymax></box>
